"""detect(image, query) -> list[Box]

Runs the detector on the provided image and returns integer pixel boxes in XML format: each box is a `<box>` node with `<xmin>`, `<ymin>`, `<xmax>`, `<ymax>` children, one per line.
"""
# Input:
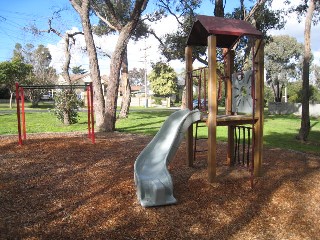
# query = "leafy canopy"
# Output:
<box><xmin>265</xmin><ymin>35</ymin><xmax>304</xmax><ymax>102</ymax></box>
<box><xmin>148</xmin><ymin>61</ymin><xmax>178</xmax><ymax>97</ymax></box>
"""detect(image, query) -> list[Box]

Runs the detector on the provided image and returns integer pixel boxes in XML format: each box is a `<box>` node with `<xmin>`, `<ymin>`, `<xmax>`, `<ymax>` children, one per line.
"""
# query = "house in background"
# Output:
<box><xmin>56</xmin><ymin>74</ymin><xmax>108</xmax><ymax>101</ymax></box>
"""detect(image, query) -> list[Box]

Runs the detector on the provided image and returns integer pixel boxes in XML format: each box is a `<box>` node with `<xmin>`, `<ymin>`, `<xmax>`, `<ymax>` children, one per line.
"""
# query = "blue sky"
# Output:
<box><xmin>0</xmin><ymin>0</ymin><xmax>319</xmax><ymax>74</ymax></box>
<box><xmin>0</xmin><ymin>0</ymin><xmax>79</xmax><ymax>61</ymax></box>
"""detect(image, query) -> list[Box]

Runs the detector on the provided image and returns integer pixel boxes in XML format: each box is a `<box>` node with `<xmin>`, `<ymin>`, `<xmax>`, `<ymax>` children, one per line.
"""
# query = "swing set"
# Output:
<box><xmin>15</xmin><ymin>82</ymin><xmax>95</xmax><ymax>145</ymax></box>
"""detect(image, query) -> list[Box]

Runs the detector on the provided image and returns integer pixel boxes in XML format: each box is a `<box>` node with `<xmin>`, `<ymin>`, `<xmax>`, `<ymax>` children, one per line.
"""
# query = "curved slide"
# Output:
<box><xmin>134</xmin><ymin>109</ymin><xmax>201</xmax><ymax>207</ymax></box>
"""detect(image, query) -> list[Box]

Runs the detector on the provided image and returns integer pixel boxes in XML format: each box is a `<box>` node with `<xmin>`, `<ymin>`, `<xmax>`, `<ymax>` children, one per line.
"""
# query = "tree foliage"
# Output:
<box><xmin>156</xmin><ymin>0</ymin><xmax>207</xmax><ymax>64</ymax></box>
<box><xmin>156</xmin><ymin>0</ymin><xmax>285</xmax><ymax>67</ymax></box>
<box><xmin>265</xmin><ymin>35</ymin><xmax>304</xmax><ymax>102</ymax></box>
<box><xmin>12</xmin><ymin>43</ymin><xmax>57</xmax><ymax>106</ymax></box>
<box><xmin>148</xmin><ymin>61</ymin><xmax>178</xmax><ymax>97</ymax></box>
<box><xmin>53</xmin><ymin>90</ymin><xmax>82</xmax><ymax>125</ymax></box>
<box><xmin>128</xmin><ymin>67</ymin><xmax>145</xmax><ymax>86</ymax></box>
<box><xmin>72</xmin><ymin>65</ymin><xmax>88</xmax><ymax>74</ymax></box>
<box><xmin>0</xmin><ymin>59</ymin><xmax>33</xmax><ymax>108</ymax></box>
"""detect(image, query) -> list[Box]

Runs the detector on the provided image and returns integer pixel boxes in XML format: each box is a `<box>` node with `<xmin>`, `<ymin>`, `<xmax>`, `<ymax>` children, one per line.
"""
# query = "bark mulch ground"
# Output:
<box><xmin>0</xmin><ymin>132</ymin><xmax>319</xmax><ymax>240</ymax></box>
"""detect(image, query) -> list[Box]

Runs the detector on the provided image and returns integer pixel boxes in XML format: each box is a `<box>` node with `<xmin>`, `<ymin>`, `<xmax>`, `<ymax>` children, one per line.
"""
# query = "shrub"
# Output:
<box><xmin>53</xmin><ymin>90</ymin><xmax>82</xmax><ymax>125</ymax></box>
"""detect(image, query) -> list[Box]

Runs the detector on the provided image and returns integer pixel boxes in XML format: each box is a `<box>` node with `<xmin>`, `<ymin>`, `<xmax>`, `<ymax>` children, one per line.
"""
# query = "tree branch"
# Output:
<box><xmin>91</xmin><ymin>0</ymin><xmax>120</xmax><ymax>31</ymax></box>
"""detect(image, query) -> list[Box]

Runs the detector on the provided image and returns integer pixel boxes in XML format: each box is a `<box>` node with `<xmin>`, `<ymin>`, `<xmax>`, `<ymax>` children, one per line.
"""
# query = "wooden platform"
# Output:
<box><xmin>200</xmin><ymin>114</ymin><xmax>258</xmax><ymax>126</ymax></box>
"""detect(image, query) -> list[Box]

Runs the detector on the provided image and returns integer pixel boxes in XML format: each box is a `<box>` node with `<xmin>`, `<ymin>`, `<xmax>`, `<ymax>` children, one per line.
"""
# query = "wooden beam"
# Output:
<box><xmin>225</xmin><ymin>49</ymin><xmax>235</xmax><ymax>166</ymax></box>
<box><xmin>207</xmin><ymin>35</ymin><xmax>217</xmax><ymax>182</ymax></box>
<box><xmin>185</xmin><ymin>46</ymin><xmax>194</xmax><ymax>167</ymax></box>
<box><xmin>254</xmin><ymin>39</ymin><xmax>264</xmax><ymax>177</ymax></box>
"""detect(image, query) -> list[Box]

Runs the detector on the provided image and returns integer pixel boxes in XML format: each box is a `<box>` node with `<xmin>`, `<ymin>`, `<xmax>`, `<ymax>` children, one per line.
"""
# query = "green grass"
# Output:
<box><xmin>117</xmin><ymin>110</ymin><xmax>320</xmax><ymax>155</ymax></box>
<box><xmin>0</xmin><ymin>111</ymin><xmax>89</xmax><ymax>134</ymax></box>
<box><xmin>1</xmin><ymin>104</ymin><xmax>319</xmax><ymax>154</ymax></box>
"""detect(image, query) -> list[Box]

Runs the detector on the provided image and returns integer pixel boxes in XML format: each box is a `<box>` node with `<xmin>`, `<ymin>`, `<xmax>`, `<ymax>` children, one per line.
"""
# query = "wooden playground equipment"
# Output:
<box><xmin>15</xmin><ymin>82</ymin><xmax>95</xmax><ymax>145</ymax></box>
<box><xmin>185</xmin><ymin>15</ymin><xmax>264</xmax><ymax>185</ymax></box>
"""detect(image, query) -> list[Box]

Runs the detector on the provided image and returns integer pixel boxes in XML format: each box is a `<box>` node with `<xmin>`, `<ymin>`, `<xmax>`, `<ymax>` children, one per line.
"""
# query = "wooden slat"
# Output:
<box><xmin>254</xmin><ymin>39</ymin><xmax>264</xmax><ymax>177</ymax></box>
<box><xmin>207</xmin><ymin>35</ymin><xmax>217</xmax><ymax>183</ymax></box>
<box><xmin>185</xmin><ymin>46</ymin><xmax>194</xmax><ymax>167</ymax></box>
<box><xmin>226</xmin><ymin>50</ymin><xmax>235</xmax><ymax>165</ymax></box>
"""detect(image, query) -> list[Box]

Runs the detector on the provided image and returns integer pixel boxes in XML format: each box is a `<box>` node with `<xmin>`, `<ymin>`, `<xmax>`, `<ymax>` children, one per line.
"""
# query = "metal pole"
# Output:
<box><xmin>21</xmin><ymin>87</ymin><xmax>26</xmax><ymax>140</ymax></box>
<box><xmin>90</xmin><ymin>83</ymin><xmax>95</xmax><ymax>144</ymax></box>
<box><xmin>87</xmin><ymin>85</ymin><xmax>91</xmax><ymax>138</ymax></box>
<box><xmin>15</xmin><ymin>83</ymin><xmax>22</xmax><ymax>145</ymax></box>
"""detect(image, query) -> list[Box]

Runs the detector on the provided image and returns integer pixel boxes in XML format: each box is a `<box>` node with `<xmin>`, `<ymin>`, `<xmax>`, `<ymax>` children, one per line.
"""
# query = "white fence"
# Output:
<box><xmin>116</xmin><ymin>97</ymin><xmax>171</xmax><ymax>108</ymax></box>
<box><xmin>268</xmin><ymin>102</ymin><xmax>320</xmax><ymax>117</ymax></box>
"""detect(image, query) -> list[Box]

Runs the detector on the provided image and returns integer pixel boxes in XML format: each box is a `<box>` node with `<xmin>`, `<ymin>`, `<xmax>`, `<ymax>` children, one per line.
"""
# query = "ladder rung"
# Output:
<box><xmin>196</xmin><ymin>137</ymin><xmax>207</xmax><ymax>140</ymax></box>
<box><xmin>195</xmin><ymin>149</ymin><xmax>208</xmax><ymax>153</ymax></box>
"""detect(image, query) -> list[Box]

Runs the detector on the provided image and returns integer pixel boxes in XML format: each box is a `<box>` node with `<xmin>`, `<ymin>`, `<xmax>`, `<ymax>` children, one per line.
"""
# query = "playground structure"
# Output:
<box><xmin>15</xmin><ymin>82</ymin><xmax>95</xmax><ymax>145</ymax></box>
<box><xmin>134</xmin><ymin>15</ymin><xmax>264</xmax><ymax>207</ymax></box>
<box><xmin>185</xmin><ymin>15</ymin><xmax>264</xmax><ymax>183</ymax></box>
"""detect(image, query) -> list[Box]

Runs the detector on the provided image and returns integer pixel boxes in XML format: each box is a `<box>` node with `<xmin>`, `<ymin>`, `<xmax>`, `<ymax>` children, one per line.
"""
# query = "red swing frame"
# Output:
<box><xmin>15</xmin><ymin>82</ymin><xmax>95</xmax><ymax>145</ymax></box>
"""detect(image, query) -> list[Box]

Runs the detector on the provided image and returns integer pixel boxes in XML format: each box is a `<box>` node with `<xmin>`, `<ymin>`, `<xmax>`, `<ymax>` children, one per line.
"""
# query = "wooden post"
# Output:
<box><xmin>254</xmin><ymin>39</ymin><xmax>264</xmax><ymax>177</ymax></box>
<box><xmin>207</xmin><ymin>35</ymin><xmax>217</xmax><ymax>182</ymax></box>
<box><xmin>185</xmin><ymin>46</ymin><xmax>193</xmax><ymax>167</ymax></box>
<box><xmin>225</xmin><ymin>49</ymin><xmax>235</xmax><ymax>166</ymax></box>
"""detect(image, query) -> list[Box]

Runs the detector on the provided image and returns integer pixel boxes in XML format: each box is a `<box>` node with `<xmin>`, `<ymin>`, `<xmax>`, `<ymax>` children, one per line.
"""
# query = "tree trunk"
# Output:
<box><xmin>214</xmin><ymin>0</ymin><xmax>224</xmax><ymax>17</ymax></box>
<box><xmin>119</xmin><ymin>48</ymin><xmax>131</xmax><ymax>118</ymax></box>
<box><xmin>105</xmin><ymin>28</ymin><xmax>129</xmax><ymax>131</ymax></box>
<box><xmin>61</xmin><ymin>36</ymin><xmax>73</xmax><ymax>125</ymax></box>
<box><xmin>298</xmin><ymin>0</ymin><xmax>315</xmax><ymax>141</ymax></box>
<box><xmin>105</xmin><ymin>22</ymin><xmax>143</xmax><ymax>130</ymax></box>
<box><xmin>91</xmin><ymin>0</ymin><xmax>148</xmax><ymax>131</ymax></box>
<box><xmin>70</xmin><ymin>0</ymin><xmax>106</xmax><ymax>131</ymax></box>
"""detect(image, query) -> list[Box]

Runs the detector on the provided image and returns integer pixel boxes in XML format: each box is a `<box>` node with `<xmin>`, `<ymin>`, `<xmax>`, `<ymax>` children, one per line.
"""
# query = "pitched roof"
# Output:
<box><xmin>187</xmin><ymin>15</ymin><xmax>262</xmax><ymax>48</ymax></box>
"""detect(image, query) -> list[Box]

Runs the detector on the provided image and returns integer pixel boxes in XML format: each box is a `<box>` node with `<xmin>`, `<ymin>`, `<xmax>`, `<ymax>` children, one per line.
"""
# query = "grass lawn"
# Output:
<box><xmin>116</xmin><ymin>109</ymin><xmax>320</xmax><ymax>155</ymax></box>
<box><xmin>1</xmin><ymin>102</ymin><xmax>319</xmax><ymax>154</ymax></box>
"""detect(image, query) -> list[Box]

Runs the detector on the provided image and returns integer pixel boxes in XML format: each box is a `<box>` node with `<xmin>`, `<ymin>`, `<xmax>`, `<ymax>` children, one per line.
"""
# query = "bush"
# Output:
<box><xmin>152</xmin><ymin>96</ymin><xmax>163</xmax><ymax>105</ymax></box>
<box><xmin>53</xmin><ymin>90</ymin><xmax>82</xmax><ymax>125</ymax></box>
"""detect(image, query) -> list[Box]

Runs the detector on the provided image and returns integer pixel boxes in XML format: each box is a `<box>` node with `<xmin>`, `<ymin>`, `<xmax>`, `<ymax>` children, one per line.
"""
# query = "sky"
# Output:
<box><xmin>0</xmin><ymin>0</ymin><xmax>319</xmax><ymax>76</ymax></box>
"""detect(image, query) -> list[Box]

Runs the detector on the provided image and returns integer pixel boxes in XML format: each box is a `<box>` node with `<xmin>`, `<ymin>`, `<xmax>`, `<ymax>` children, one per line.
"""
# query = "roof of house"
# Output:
<box><xmin>186</xmin><ymin>15</ymin><xmax>262</xmax><ymax>48</ymax></box>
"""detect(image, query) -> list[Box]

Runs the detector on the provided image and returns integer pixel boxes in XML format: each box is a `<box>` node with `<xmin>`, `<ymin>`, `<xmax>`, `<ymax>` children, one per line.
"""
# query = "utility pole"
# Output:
<box><xmin>141</xmin><ymin>41</ymin><xmax>150</xmax><ymax>108</ymax></box>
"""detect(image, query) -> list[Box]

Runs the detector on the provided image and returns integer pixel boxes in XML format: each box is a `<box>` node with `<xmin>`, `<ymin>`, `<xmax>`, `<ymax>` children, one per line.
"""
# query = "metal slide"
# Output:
<box><xmin>134</xmin><ymin>109</ymin><xmax>201</xmax><ymax>207</ymax></box>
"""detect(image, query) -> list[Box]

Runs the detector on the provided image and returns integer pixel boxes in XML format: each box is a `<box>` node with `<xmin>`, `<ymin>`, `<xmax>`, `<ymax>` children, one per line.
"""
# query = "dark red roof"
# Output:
<box><xmin>187</xmin><ymin>15</ymin><xmax>262</xmax><ymax>48</ymax></box>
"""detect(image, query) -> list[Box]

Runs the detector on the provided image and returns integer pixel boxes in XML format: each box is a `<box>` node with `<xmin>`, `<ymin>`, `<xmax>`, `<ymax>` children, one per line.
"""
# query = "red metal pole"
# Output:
<box><xmin>87</xmin><ymin>86</ymin><xmax>91</xmax><ymax>138</ymax></box>
<box><xmin>21</xmin><ymin>87</ymin><xmax>26</xmax><ymax>140</ymax></box>
<box><xmin>90</xmin><ymin>83</ymin><xmax>95</xmax><ymax>144</ymax></box>
<box><xmin>15</xmin><ymin>83</ymin><xmax>22</xmax><ymax>145</ymax></box>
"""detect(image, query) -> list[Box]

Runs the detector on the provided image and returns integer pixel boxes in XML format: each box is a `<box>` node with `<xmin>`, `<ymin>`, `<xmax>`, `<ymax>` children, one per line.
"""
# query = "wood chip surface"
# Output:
<box><xmin>0</xmin><ymin>132</ymin><xmax>319</xmax><ymax>239</ymax></box>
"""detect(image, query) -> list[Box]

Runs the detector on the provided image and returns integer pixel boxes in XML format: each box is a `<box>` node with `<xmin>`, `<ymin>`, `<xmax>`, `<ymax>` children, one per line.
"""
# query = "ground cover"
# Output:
<box><xmin>0</xmin><ymin>132</ymin><xmax>319</xmax><ymax>239</ymax></box>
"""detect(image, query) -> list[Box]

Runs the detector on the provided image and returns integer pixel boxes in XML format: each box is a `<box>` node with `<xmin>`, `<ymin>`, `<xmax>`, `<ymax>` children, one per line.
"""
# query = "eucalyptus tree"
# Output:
<box><xmin>91</xmin><ymin>0</ymin><xmax>150</xmax><ymax>119</ymax></box>
<box><xmin>69</xmin><ymin>0</ymin><xmax>106</xmax><ymax>131</ymax></box>
<box><xmin>288</xmin><ymin>0</ymin><xmax>320</xmax><ymax>141</ymax></box>
<box><xmin>265</xmin><ymin>35</ymin><xmax>304</xmax><ymax>102</ymax></box>
<box><xmin>89</xmin><ymin>0</ymin><xmax>149</xmax><ymax>131</ymax></box>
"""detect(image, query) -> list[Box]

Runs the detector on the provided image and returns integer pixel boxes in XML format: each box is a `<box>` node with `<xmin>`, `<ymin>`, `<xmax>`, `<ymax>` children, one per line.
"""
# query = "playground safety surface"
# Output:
<box><xmin>1</xmin><ymin>132</ymin><xmax>319</xmax><ymax>239</ymax></box>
